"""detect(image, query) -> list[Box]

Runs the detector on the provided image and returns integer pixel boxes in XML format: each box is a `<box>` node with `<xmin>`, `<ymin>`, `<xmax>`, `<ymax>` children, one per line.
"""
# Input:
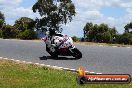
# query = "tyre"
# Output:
<box><xmin>71</xmin><ymin>48</ymin><xmax>82</xmax><ymax>59</ymax></box>
<box><xmin>46</xmin><ymin>45</ymin><xmax>58</xmax><ymax>58</ymax></box>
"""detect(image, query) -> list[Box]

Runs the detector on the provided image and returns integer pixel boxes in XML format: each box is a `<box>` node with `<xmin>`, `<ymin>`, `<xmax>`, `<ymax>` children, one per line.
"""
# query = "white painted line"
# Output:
<box><xmin>0</xmin><ymin>57</ymin><xmax>103</xmax><ymax>74</ymax></box>
<box><xmin>22</xmin><ymin>61</ymin><xmax>26</xmax><ymax>63</ymax></box>
<box><xmin>69</xmin><ymin>69</ymin><xmax>77</xmax><ymax>72</ymax></box>
<box><xmin>40</xmin><ymin>64</ymin><xmax>45</xmax><ymax>66</ymax></box>
<box><xmin>27</xmin><ymin>62</ymin><xmax>33</xmax><ymax>64</ymax></box>
<box><xmin>52</xmin><ymin>66</ymin><xmax>62</xmax><ymax>70</ymax></box>
<box><xmin>57</xmin><ymin>67</ymin><xmax>63</xmax><ymax>69</ymax></box>
<box><xmin>52</xmin><ymin>66</ymin><xmax>58</xmax><ymax>68</ymax></box>
<box><xmin>52</xmin><ymin>66</ymin><xmax>57</xmax><ymax>67</ymax></box>
<box><xmin>35</xmin><ymin>63</ymin><xmax>39</xmax><ymax>65</ymax></box>
<box><xmin>96</xmin><ymin>73</ymin><xmax>102</xmax><ymax>74</ymax></box>
<box><xmin>16</xmin><ymin>60</ymin><xmax>20</xmax><ymax>62</ymax></box>
<box><xmin>70</xmin><ymin>69</ymin><xmax>76</xmax><ymax>71</ymax></box>
<box><xmin>46</xmin><ymin>65</ymin><xmax>51</xmax><ymax>67</ymax></box>
<box><xmin>99</xmin><ymin>45</ymin><xmax>103</xmax><ymax>47</ymax></box>
<box><xmin>127</xmin><ymin>47</ymin><xmax>131</xmax><ymax>48</ymax></box>
<box><xmin>4</xmin><ymin>39</ymin><xmax>10</xmax><ymax>40</ymax></box>
<box><xmin>10</xmin><ymin>59</ymin><xmax>15</xmax><ymax>61</ymax></box>
<box><xmin>3</xmin><ymin>58</ymin><xmax>8</xmax><ymax>60</ymax></box>
<box><xmin>85</xmin><ymin>71</ymin><xmax>90</xmax><ymax>73</ymax></box>
<box><xmin>90</xmin><ymin>72</ymin><xmax>95</xmax><ymax>74</ymax></box>
<box><xmin>63</xmin><ymin>68</ymin><xmax>70</xmax><ymax>70</ymax></box>
<box><xmin>112</xmin><ymin>46</ymin><xmax>117</xmax><ymax>47</ymax></box>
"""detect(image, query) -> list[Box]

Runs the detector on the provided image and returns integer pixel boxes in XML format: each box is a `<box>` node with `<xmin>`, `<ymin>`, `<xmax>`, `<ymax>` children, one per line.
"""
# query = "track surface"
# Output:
<box><xmin>0</xmin><ymin>39</ymin><xmax>132</xmax><ymax>74</ymax></box>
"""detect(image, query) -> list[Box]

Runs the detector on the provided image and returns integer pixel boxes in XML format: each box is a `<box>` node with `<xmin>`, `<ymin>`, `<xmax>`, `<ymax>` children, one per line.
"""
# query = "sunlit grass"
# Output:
<box><xmin>0</xmin><ymin>59</ymin><xmax>131</xmax><ymax>88</ymax></box>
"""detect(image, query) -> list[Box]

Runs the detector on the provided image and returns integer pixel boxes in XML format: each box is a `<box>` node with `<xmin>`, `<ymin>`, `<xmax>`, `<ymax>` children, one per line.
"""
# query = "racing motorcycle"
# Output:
<box><xmin>42</xmin><ymin>32</ymin><xmax>82</xmax><ymax>59</ymax></box>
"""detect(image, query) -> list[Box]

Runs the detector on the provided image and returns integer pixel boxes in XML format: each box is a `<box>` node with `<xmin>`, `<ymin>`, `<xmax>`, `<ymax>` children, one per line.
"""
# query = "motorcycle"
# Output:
<box><xmin>42</xmin><ymin>32</ymin><xmax>82</xmax><ymax>59</ymax></box>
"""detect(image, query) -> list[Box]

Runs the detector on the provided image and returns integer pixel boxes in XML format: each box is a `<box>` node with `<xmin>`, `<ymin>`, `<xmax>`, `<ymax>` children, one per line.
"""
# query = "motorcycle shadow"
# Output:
<box><xmin>39</xmin><ymin>56</ymin><xmax>80</xmax><ymax>60</ymax></box>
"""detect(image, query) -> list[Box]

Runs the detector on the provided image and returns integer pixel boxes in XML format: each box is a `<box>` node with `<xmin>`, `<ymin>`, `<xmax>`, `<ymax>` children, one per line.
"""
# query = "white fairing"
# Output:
<box><xmin>53</xmin><ymin>36</ymin><xmax>63</xmax><ymax>46</ymax></box>
<box><xmin>59</xmin><ymin>36</ymin><xmax>74</xmax><ymax>49</ymax></box>
<box><xmin>43</xmin><ymin>34</ymin><xmax>75</xmax><ymax>50</ymax></box>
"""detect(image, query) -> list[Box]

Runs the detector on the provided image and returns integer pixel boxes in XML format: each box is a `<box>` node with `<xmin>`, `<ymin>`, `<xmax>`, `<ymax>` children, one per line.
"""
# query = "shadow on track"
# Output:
<box><xmin>39</xmin><ymin>56</ymin><xmax>80</xmax><ymax>60</ymax></box>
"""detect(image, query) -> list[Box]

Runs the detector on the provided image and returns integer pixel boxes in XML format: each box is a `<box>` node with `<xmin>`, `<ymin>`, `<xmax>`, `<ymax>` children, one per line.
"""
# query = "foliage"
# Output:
<box><xmin>83</xmin><ymin>22</ymin><xmax>132</xmax><ymax>45</ymax></box>
<box><xmin>83</xmin><ymin>22</ymin><xmax>93</xmax><ymax>39</ymax></box>
<box><xmin>113</xmin><ymin>33</ymin><xmax>132</xmax><ymax>44</ymax></box>
<box><xmin>122</xmin><ymin>33</ymin><xmax>132</xmax><ymax>44</ymax></box>
<box><xmin>32</xmin><ymin>0</ymin><xmax>76</xmax><ymax>32</ymax></box>
<box><xmin>0</xmin><ymin>31</ymin><xmax>1</xmax><ymax>38</ymax></box>
<box><xmin>11</xmin><ymin>30</ymin><xmax>21</xmax><ymax>38</ymax></box>
<box><xmin>17</xmin><ymin>29</ymin><xmax>37</xmax><ymax>40</ymax></box>
<box><xmin>114</xmin><ymin>34</ymin><xmax>125</xmax><ymax>44</ymax></box>
<box><xmin>96</xmin><ymin>32</ymin><xmax>112</xmax><ymax>43</ymax></box>
<box><xmin>14</xmin><ymin>17</ymin><xmax>35</xmax><ymax>31</ymax></box>
<box><xmin>83</xmin><ymin>23</ymin><xmax>116</xmax><ymax>43</ymax></box>
<box><xmin>0</xmin><ymin>11</ymin><xmax>5</xmax><ymax>29</ymax></box>
<box><xmin>1</xmin><ymin>25</ymin><xmax>16</xmax><ymax>39</ymax></box>
<box><xmin>124</xmin><ymin>22</ymin><xmax>132</xmax><ymax>33</ymax></box>
<box><xmin>72</xmin><ymin>36</ymin><xmax>79</xmax><ymax>42</ymax></box>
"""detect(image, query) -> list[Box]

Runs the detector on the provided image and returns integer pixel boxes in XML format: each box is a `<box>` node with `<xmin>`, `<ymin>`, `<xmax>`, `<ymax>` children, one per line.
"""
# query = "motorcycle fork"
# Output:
<box><xmin>68</xmin><ymin>45</ymin><xmax>75</xmax><ymax>53</ymax></box>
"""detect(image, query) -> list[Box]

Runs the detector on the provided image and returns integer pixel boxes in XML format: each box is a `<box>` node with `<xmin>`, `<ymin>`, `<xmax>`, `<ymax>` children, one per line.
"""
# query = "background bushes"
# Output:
<box><xmin>0</xmin><ymin>28</ymin><xmax>37</xmax><ymax>40</ymax></box>
<box><xmin>17</xmin><ymin>29</ymin><xmax>37</xmax><ymax>40</ymax></box>
<box><xmin>0</xmin><ymin>29</ymin><xmax>2</xmax><ymax>38</ymax></box>
<box><xmin>72</xmin><ymin>36</ymin><xmax>80</xmax><ymax>42</ymax></box>
<box><xmin>1</xmin><ymin>25</ymin><xmax>13</xmax><ymax>39</ymax></box>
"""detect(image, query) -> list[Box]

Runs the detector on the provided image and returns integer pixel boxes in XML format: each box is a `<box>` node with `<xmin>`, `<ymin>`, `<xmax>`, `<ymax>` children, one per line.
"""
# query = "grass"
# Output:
<box><xmin>0</xmin><ymin>59</ymin><xmax>131</xmax><ymax>88</ymax></box>
<box><xmin>75</xmin><ymin>42</ymin><xmax>132</xmax><ymax>47</ymax></box>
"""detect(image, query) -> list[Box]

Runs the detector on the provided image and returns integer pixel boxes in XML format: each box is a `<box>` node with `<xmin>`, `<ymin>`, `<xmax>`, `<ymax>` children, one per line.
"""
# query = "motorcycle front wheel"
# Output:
<box><xmin>71</xmin><ymin>48</ymin><xmax>82</xmax><ymax>59</ymax></box>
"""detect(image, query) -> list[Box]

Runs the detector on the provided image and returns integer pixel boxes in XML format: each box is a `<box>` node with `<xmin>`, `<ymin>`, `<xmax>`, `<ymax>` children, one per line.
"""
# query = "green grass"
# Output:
<box><xmin>0</xmin><ymin>59</ymin><xmax>131</xmax><ymax>88</ymax></box>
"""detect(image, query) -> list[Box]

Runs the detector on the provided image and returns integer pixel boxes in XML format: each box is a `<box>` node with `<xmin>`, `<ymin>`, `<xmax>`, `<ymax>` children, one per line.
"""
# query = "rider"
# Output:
<box><xmin>49</xmin><ymin>29</ymin><xmax>63</xmax><ymax>48</ymax></box>
<box><xmin>49</xmin><ymin>29</ymin><xmax>63</xmax><ymax>37</ymax></box>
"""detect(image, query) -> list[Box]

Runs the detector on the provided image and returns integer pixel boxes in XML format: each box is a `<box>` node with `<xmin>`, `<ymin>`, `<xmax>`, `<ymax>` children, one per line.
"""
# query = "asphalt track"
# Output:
<box><xmin>0</xmin><ymin>39</ymin><xmax>132</xmax><ymax>75</ymax></box>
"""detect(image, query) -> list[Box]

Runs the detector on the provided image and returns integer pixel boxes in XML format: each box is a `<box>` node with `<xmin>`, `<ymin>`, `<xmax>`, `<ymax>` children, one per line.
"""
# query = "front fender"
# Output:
<box><xmin>68</xmin><ymin>45</ymin><xmax>76</xmax><ymax>53</ymax></box>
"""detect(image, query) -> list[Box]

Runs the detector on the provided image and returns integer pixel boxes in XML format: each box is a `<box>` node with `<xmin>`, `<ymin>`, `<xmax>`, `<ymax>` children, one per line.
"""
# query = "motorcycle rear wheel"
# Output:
<box><xmin>46</xmin><ymin>45</ymin><xmax>58</xmax><ymax>58</ymax></box>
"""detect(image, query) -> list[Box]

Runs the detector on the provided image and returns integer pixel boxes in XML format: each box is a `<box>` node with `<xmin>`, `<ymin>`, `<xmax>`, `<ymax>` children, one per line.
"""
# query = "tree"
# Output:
<box><xmin>115</xmin><ymin>33</ymin><xmax>132</xmax><ymax>44</ymax></box>
<box><xmin>109</xmin><ymin>27</ymin><xmax>117</xmax><ymax>35</ymax></box>
<box><xmin>0</xmin><ymin>11</ymin><xmax>5</xmax><ymax>29</ymax></box>
<box><xmin>96</xmin><ymin>32</ymin><xmax>111</xmax><ymax>43</ymax></box>
<box><xmin>124</xmin><ymin>22</ymin><xmax>132</xmax><ymax>33</ymax></box>
<box><xmin>98</xmin><ymin>23</ymin><xmax>109</xmax><ymax>33</ymax></box>
<box><xmin>115</xmin><ymin>34</ymin><xmax>123</xmax><ymax>44</ymax></box>
<box><xmin>92</xmin><ymin>24</ymin><xmax>99</xmax><ymax>41</ymax></box>
<box><xmin>14</xmin><ymin>17</ymin><xmax>35</xmax><ymax>31</ymax></box>
<box><xmin>0</xmin><ymin>29</ymin><xmax>2</xmax><ymax>38</ymax></box>
<box><xmin>1</xmin><ymin>25</ymin><xmax>18</xmax><ymax>38</ymax></box>
<box><xmin>83</xmin><ymin>22</ymin><xmax>118</xmax><ymax>43</ymax></box>
<box><xmin>83</xmin><ymin>22</ymin><xmax>93</xmax><ymax>40</ymax></box>
<box><xmin>109</xmin><ymin>27</ymin><xmax>118</xmax><ymax>43</ymax></box>
<box><xmin>32</xmin><ymin>0</ymin><xmax>76</xmax><ymax>32</ymax></box>
<box><xmin>17</xmin><ymin>29</ymin><xmax>37</xmax><ymax>40</ymax></box>
<box><xmin>72</xmin><ymin>36</ymin><xmax>79</xmax><ymax>42</ymax></box>
<box><xmin>122</xmin><ymin>33</ymin><xmax>132</xmax><ymax>44</ymax></box>
<box><xmin>102</xmin><ymin>31</ymin><xmax>112</xmax><ymax>43</ymax></box>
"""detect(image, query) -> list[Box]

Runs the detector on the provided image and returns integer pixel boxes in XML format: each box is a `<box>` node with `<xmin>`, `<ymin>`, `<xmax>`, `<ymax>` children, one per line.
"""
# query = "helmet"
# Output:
<box><xmin>49</xmin><ymin>29</ymin><xmax>56</xmax><ymax>36</ymax></box>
